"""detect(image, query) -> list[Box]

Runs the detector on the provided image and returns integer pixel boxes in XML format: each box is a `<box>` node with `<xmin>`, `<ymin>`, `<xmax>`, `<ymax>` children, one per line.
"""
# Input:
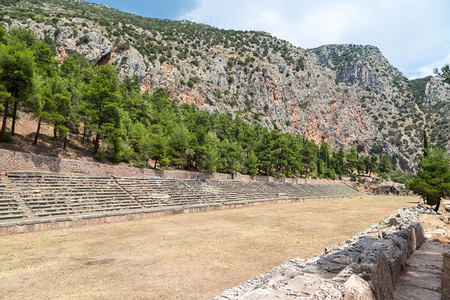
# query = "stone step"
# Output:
<box><xmin>0</xmin><ymin>173</ymin><xmax>360</xmax><ymax>222</ymax></box>
<box><xmin>0</xmin><ymin>214</ymin><xmax>25</xmax><ymax>220</ymax></box>
<box><xmin>34</xmin><ymin>207</ymin><xmax>140</xmax><ymax>217</ymax></box>
<box><xmin>0</xmin><ymin>206</ymin><xmax>20</xmax><ymax>211</ymax></box>
<box><xmin>0</xmin><ymin>211</ymin><xmax>24</xmax><ymax>217</ymax></box>
<box><xmin>32</xmin><ymin>205</ymin><xmax>140</xmax><ymax>214</ymax></box>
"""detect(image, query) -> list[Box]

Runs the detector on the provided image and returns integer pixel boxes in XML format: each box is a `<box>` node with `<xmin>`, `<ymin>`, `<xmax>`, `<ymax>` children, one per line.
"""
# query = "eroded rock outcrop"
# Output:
<box><xmin>422</xmin><ymin>77</ymin><xmax>450</xmax><ymax>150</ymax></box>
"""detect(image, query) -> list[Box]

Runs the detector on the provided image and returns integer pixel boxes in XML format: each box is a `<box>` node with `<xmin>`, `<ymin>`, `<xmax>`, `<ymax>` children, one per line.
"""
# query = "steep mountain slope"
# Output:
<box><xmin>421</xmin><ymin>77</ymin><xmax>450</xmax><ymax>150</ymax></box>
<box><xmin>1</xmin><ymin>0</ymin><xmax>448</xmax><ymax>171</ymax></box>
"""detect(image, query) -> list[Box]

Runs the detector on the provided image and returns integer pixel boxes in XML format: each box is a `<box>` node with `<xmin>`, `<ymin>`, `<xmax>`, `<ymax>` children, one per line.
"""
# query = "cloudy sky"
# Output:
<box><xmin>86</xmin><ymin>0</ymin><xmax>450</xmax><ymax>79</ymax></box>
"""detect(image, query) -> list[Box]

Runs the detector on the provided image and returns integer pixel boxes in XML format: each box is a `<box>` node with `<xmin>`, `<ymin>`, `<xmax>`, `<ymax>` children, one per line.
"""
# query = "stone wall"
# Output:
<box><xmin>444</xmin><ymin>253</ymin><xmax>450</xmax><ymax>300</ymax></box>
<box><xmin>0</xmin><ymin>148</ymin><xmax>342</xmax><ymax>184</ymax></box>
<box><xmin>214</xmin><ymin>205</ymin><xmax>435</xmax><ymax>300</ymax></box>
<box><xmin>0</xmin><ymin>197</ymin><xmax>311</xmax><ymax>236</ymax></box>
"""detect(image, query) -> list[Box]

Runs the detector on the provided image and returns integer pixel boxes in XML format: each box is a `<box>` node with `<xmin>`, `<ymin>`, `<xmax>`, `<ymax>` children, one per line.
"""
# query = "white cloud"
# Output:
<box><xmin>409</xmin><ymin>52</ymin><xmax>450</xmax><ymax>79</ymax></box>
<box><xmin>180</xmin><ymin>0</ymin><xmax>450</xmax><ymax>78</ymax></box>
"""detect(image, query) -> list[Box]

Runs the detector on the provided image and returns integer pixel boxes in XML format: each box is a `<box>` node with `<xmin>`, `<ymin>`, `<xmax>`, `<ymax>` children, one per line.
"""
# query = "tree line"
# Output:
<box><xmin>0</xmin><ymin>26</ymin><xmax>397</xmax><ymax>179</ymax></box>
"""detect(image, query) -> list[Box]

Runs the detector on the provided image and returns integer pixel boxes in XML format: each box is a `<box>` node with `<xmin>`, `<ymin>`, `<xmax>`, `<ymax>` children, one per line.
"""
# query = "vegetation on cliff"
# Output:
<box><xmin>435</xmin><ymin>64</ymin><xmax>450</xmax><ymax>84</ymax></box>
<box><xmin>0</xmin><ymin>25</ymin><xmax>400</xmax><ymax>180</ymax></box>
<box><xmin>3</xmin><ymin>0</ymin><xmax>447</xmax><ymax>172</ymax></box>
<box><xmin>0</xmin><ymin>0</ymin><xmax>448</xmax><ymax>180</ymax></box>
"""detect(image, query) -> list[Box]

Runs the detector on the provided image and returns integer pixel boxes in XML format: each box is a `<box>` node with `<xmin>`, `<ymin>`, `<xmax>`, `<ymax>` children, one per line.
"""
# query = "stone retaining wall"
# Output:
<box><xmin>0</xmin><ymin>148</ymin><xmax>341</xmax><ymax>185</ymax></box>
<box><xmin>444</xmin><ymin>253</ymin><xmax>450</xmax><ymax>300</ymax></box>
<box><xmin>0</xmin><ymin>197</ymin><xmax>319</xmax><ymax>236</ymax></box>
<box><xmin>214</xmin><ymin>205</ymin><xmax>435</xmax><ymax>300</ymax></box>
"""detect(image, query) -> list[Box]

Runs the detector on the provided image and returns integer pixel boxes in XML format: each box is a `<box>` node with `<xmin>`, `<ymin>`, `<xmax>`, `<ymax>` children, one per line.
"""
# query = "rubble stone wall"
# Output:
<box><xmin>443</xmin><ymin>253</ymin><xmax>450</xmax><ymax>300</ymax></box>
<box><xmin>0</xmin><ymin>148</ymin><xmax>342</xmax><ymax>184</ymax></box>
<box><xmin>214</xmin><ymin>206</ymin><xmax>435</xmax><ymax>300</ymax></box>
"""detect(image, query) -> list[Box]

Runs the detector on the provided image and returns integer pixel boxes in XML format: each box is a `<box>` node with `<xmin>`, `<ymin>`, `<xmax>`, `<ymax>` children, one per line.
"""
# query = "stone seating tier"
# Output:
<box><xmin>7</xmin><ymin>172</ymin><xmax>142</xmax><ymax>218</ymax></box>
<box><xmin>116</xmin><ymin>177</ymin><xmax>359</xmax><ymax>209</ymax></box>
<box><xmin>0</xmin><ymin>183</ymin><xmax>26</xmax><ymax>220</ymax></box>
<box><xmin>0</xmin><ymin>172</ymin><xmax>359</xmax><ymax>222</ymax></box>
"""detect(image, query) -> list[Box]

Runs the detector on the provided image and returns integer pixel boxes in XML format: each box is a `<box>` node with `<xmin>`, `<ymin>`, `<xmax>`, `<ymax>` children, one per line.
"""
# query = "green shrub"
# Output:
<box><xmin>379</xmin><ymin>173</ymin><xmax>389</xmax><ymax>180</ymax></box>
<box><xmin>159</xmin><ymin>56</ymin><xmax>167</xmax><ymax>64</ymax></box>
<box><xmin>187</xmin><ymin>76</ymin><xmax>201</xmax><ymax>88</ymax></box>
<box><xmin>98</xmin><ymin>18</ymin><xmax>110</xmax><ymax>27</ymax></box>
<box><xmin>95</xmin><ymin>151</ymin><xmax>104</xmax><ymax>162</ymax></box>
<box><xmin>76</xmin><ymin>35</ymin><xmax>90</xmax><ymax>46</ymax></box>
<box><xmin>117</xmin><ymin>42</ymin><xmax>130</xmax><ymax>51</ymax></box>
<box><xmin>2</xmin><ymin>131</ymin><xmax>13</xmax><ymax>143</ymax></box>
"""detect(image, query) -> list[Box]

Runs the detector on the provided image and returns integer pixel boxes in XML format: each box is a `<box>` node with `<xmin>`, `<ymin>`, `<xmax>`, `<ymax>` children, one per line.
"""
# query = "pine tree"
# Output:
<box><xmin>0</xmin><ymin>41</ymin><xmax>34</xmax><ymax>142</ymax></box>
<box><xmin>334</xmin><ymin>148</ymin><xmax>345</xmax><ymax>176</ymax></box>
<box><xmin>434</xmin><ymin>64</ymin><xmax>450</xmax><ymax>83</ymax></box>
<box><xmin>60</xmin><ymin>53</ymin><xmax>93</xmax><ymax>149</ymax></box>
<box><xmin>198</xmin><ymin>131</ymin><xmax>219</xmax><ymax>173</ymax></box>
<box><xmin>379</xmin><ymin>154</ymin><xmax>392</xmax><ymax>174</ymax></box>
<box><xmin>218</xmin><ymin>138</ymin><xmax>243</xmax><ymax>174</ymax></box>
<box><xmin>345</xmin><ymin>147</ymin><xmax>358</xmax><ymax>174</ymax></box>
<box><xmin>7</xmin><ymin>29</ymin><xmax>56</xmax><ymax>136</ymax></box>
<box><xmin>167</xmin><ymin>123</ymin><xmax>193</xmax><ymax>168</ymax></box>
<box><xmin>83</xmin><ymin>64</ymin><xmax>121</xmax><ymax>155</ymax></box>
<box><xmin>299</xmin><ymin>139</ymin><xmax>318</xmax><ymax>177</ymax></box>
<box><xmin>244</xmin><ymin>149</ymin><xmax>258</xmax><ymax>176</ymax></box>
<box><xmin>409</xmin><ymin>149</ymin><xmax>450</xmax><ymax>212</ymax></box>
<box><xmin>356</xmin><ymin>154</ymin><xmax>366</xmax><ymax>175</ymax></box>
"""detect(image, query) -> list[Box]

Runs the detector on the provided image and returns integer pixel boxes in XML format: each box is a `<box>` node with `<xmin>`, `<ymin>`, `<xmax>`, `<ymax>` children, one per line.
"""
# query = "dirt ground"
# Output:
<box><xmin>420</xmin><ymin>212</ymin><xmax>450</xmax><ymax>244</ymax></box>
<box><xmin>1</xmin><ymin>111</ymin><xmax>103</xmax><ymax>162</ymax></box>
<box><xmin>0</xmin><ymin>195</ymin><xmax>418</xmax><ymax>299</ymax></box>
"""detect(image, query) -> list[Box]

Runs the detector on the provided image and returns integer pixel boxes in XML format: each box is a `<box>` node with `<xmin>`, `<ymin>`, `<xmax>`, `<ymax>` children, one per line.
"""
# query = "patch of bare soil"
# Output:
<box><xmin>0</xmin><ymin>195</ymin><xmax>418</xmax><ymax>299</ymax></box>
<box><xmin>0</xmin><ymin>111</ymin><xmax>131</xmax><ymax>168</ymax></box>
<box><xmin>420</xmin><ymin>211</ymin><xmax>450</xmax><ymax>244</ymax></box>
<box><xmin>1</xmin><ymin>111</ymin><xmax>92</xmax><ymax>160</ymax></box>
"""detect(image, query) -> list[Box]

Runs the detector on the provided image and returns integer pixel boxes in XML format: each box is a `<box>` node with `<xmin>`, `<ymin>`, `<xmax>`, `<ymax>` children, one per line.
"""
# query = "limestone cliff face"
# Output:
<box><xmin>2</xmin><ymin>0</ymin><xmax>448</xmax><ymax>170</ymax></box>
<box><xmin>308</xmin><ymin>44</ymin><xmax>428</xmax><ymax>171</ymax></box>
<box><xmin>424</xmin><ymin>77</ymin><xmax>450</xmax><ymax>107</ymax></box>
<box><xmin>422</xmin><ymin>78</ymin><xmax>450</xmax><ymax>149</ymax></box>
<box><xmin>309</xmin><ymin>44</ymin><xmax>405</xmax><ymax>95</ymax></box>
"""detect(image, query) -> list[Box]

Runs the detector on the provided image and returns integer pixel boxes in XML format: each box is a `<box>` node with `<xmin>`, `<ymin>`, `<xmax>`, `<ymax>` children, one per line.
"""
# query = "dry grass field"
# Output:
<box><xmin>0</xmin><ymin>195</ymin><xmax>418</xmax><ymax>299</ymax></box>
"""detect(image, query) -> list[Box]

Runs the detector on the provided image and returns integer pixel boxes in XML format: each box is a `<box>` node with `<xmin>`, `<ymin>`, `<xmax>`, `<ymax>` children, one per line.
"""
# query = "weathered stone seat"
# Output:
<box><xmin>0</xmin><ymin>183</ymin><xmax>26</xmax><ymax>221</ymax></box>
<box><xmin>1</xmin><ymin>171</ymin><xmax>359</xmax><ymax>224</ymax></box>
<box><xmin>7</xmin><ymin>172</ymin><xmax>141</xmax><ymax>217</ymax></box>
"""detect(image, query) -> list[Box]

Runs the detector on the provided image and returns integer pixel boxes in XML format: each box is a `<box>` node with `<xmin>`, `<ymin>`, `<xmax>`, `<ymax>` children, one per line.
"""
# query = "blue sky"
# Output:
<box><xmin>86</xmin><ymin>0</ymin><xmax>450</xmax><ymax>79</ymax></box>
<box><xmin>86</xmin><ymin>0</ymin><xmax>199</xmax><ymax>19</ymax></box>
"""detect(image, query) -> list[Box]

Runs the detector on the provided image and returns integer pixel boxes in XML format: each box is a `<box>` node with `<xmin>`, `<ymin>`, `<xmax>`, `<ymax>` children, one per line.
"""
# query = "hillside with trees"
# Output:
<box><xmin>0</xmin><ymin>0</ymin><xmax>448</xmax><ymax>180</ymax></box>
<box><xmin>0</xmin><ymin>25</ymin><xmax>412</xmax><ymax>181</ymax></box>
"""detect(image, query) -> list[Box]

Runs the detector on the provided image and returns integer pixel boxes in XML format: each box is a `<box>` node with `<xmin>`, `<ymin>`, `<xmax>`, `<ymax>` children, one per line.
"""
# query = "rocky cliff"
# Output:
<box><xmin>1</xmin><ymin>0</ymin><xmax>448</xmax><ymax>171</ymax></box>
<box><xmin>422</xmin><ymin>77</ymin><xmax>450</xmax><ymax>149</ymax></box>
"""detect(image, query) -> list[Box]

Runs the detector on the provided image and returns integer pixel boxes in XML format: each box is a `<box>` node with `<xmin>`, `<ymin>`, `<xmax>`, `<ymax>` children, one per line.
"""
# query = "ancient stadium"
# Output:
<box><xmin>0</xmin><ymin>148</ymin><xmax>447</xmax><ymax>299</ymax></box>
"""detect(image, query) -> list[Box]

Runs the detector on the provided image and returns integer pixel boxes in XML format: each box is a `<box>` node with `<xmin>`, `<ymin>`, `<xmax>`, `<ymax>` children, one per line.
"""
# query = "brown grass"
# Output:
<box><xmin>419</xmin><ymin>213</ymin><xmax>450</xmax><ymax>244</ymax></box>
<box><xmin>0</xmin><ymin>195</ymin><xmax>418</xmax><ymax>299</ymax></box>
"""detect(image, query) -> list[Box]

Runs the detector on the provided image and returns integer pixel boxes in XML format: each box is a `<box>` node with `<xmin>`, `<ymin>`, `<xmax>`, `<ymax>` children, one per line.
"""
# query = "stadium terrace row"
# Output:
<box><xmin>0</xmin><ymin>172</ymin><xmax>359</xmax><ymax>222</ymax></box>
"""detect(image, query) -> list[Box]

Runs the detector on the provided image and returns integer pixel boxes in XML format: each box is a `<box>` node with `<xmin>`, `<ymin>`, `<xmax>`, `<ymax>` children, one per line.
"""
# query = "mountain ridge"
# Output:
<box><xmin>1</xmin><ymin>0</ymin><xmax>449</xmax><ymax>171</ymax></box>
